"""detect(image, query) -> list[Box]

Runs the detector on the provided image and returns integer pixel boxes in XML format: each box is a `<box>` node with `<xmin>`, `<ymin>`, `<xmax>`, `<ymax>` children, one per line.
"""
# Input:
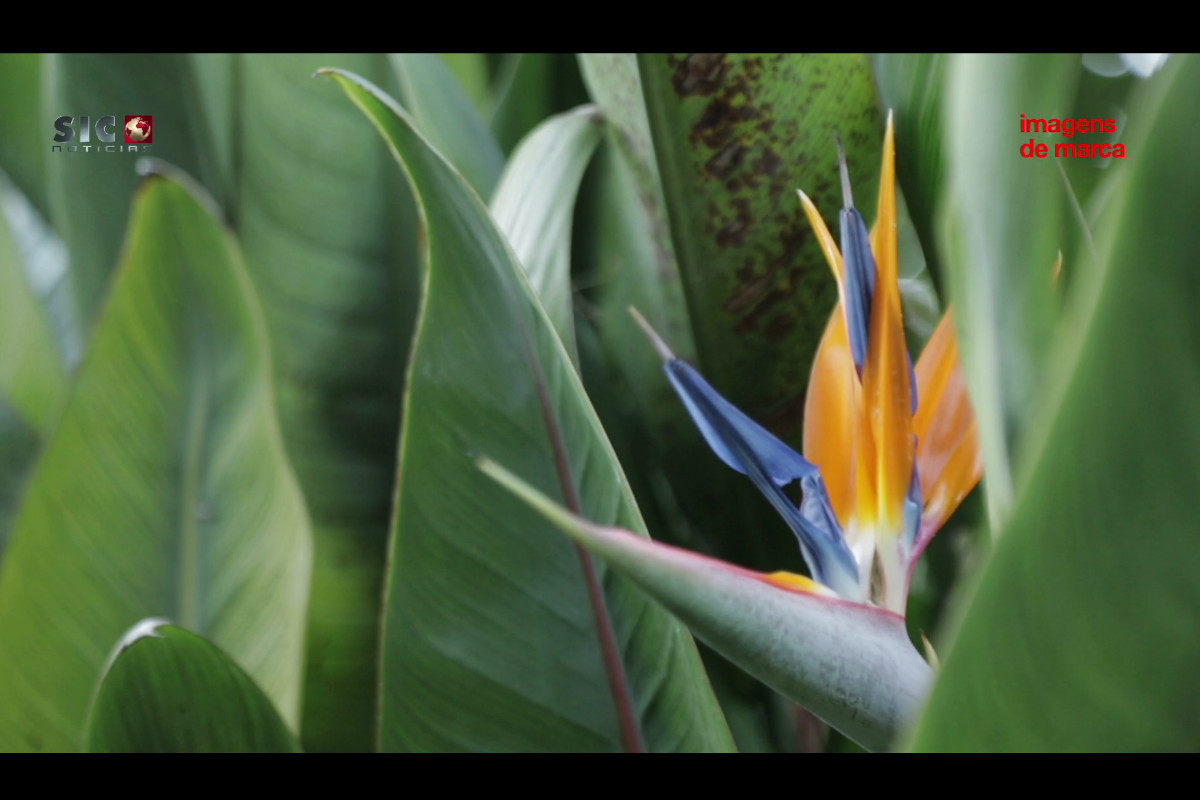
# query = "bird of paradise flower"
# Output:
<box><xmin>482</xmin><ymin>111</ymin><xmax>982</xmax><ymax>750</ymax></box>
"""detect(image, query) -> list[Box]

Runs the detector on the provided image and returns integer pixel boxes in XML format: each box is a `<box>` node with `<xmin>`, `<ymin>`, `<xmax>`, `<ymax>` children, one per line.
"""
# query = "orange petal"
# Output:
<box><xmin>914</xmin><ymin>309</ymin><xmax>982</xmax><ymax>536</ymax></box>
<box><xmin>862</xmin><ymin>111</ymin><xmax>913</xmax><ymax>531</ymax></box>
<box><xmin>799</xmin><ymin>190</ymin><xmax>871</xmax><ymax>532</ymax></box>
<box><xmin>803</xmin><ymin>306</ymin><xmax>856</xmax><ymax>527</ymax></box>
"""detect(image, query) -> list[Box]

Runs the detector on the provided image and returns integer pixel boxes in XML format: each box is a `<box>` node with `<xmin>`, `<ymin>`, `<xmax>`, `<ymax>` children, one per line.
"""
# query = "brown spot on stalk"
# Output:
<box><xmin>705</xmin><ymin>140</ymin><xmax>747</xmax><ymax>179</ymax></box>
<box><xmin>670</xmin><ymin>53</ymin><xmax>730</xmax><ymax>97</ymax></box>
<box><xmin>715</xmin><ymin>198</ymin><xmax>752</xmax><ymax>249</ymax></box>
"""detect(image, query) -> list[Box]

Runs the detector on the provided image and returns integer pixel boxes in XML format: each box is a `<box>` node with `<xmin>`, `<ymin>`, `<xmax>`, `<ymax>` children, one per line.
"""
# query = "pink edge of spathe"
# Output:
<box><xmin>586</xmin><ymin>520</ymin><xmax>906</xmax><ymax>623</ymax></box>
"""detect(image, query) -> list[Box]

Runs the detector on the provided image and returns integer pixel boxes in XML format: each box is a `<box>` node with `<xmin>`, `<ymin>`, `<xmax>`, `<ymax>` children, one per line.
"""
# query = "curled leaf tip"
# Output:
<box><xmin>629</xmin><ymin>306</ymin><xmax>676</xmax><ymax>362</ymax></box>
<box><xmin>101</xmin><ymin>617</ymin><xmax>172</xmax><ymax>677</ymax></box>
<box><xmin>117</xmin><ymin>618</ymin><xmax>170</xmax><ymax>652</ymax></box>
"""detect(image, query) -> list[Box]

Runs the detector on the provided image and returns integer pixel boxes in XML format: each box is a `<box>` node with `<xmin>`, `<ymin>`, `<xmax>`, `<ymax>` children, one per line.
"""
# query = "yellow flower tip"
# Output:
<box><xmin>762</xmin><ymin>570</ymin><xmax>840</xmax><ymax>598</ymax></box>
<box><xmin>798</xmin><ymin>188</ymin><xmax>844</xmax><ymax>284</ymax></box>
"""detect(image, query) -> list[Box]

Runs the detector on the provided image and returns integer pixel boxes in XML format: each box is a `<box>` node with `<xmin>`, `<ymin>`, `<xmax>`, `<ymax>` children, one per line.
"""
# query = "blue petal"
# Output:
<box><xmin>663</xmin><ymin>359</ymin><xmax>860</xmax><ymax>596</ymax></box>
<box><xmin>836</xmin><ymin>139</ymin><xmax>876</xmax><ymax>375</ymax></box>
<box><xmin>839</xmin><ymin>206</ymin><xmax>876</xmax><ymax>375</ymax></box>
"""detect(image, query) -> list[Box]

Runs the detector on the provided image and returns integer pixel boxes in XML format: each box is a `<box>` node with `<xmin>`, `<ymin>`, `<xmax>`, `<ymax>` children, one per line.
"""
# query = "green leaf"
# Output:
<box><xmin>911</xmin><ymin>54</ymin><xmax>1200</xmax><ymax>751</ymax></box>
<box><xmin>189</xmin><ymin>53</ymin><xmax>236</xmax><ymax>207</ymax></box>
<box><xmin>437</xmin><ymin>53</ymin><xmax>492</xmax><ymax>116</ymax></box>
<box><xmin>0</xmin><ymin>170</ymin><xmax>311</xmax><ymax>751</ymax></box>
<box><xmin>322</xmin><ymin>68</ymin><xmax>735</xmax><ymax>753</ymax></box>
<box><xmin>85</xmin><ymin>621</ymin><xmax>302</xmax><ymax>753</ymax></box>
<box><xmin>480</xmin><ymin>459</ymin><xmax>933</xmax><ymax>753</ymax></box>
<box><xmin>0</xmin><ymin>53</ymin><xmax>47</xmax><ymax>216</ymax></box>
<box><xmin>391</xmin><ymin>53</ymin><xmax>506</xmax><ymax>199</ymax></box>
<box><xmin>0</xmin><ymin>178</ymin><xmax>80</xmax><ymax>369</ymax></box>
<box><xmin>938</xmin><ymin>53</ymin><xmax>1078</xmax><ymax>525</ymax></box>
<box><xmin>577</xmin><ymin>55</ymin><xmax>697</xmax><ymax>371</ymax></box>
<box><xmin>0</xmin><ymin>185</ymin><xmax>67</xmax><ymax>560</ymax></box>
<box><xmin>490</xmin><ymin>104</ymin><xmax>604</xmax><ymax>361</ymax></box>
<box><xmin>234</xmin><ymin>54</ymin><xmax>421</xmax><ymax>752</ymax></box>
<box><xmin>0</xmin><ymin>191</ymin><xmax>65</xmax><ymax>433</ymax></box>
<box><xmin>489</xmin><ymin>54</ymin><xmax>558</xmax><ymax>155</ymax></box>
<box><xmin>43</xmin><ymin>54</ymin><xmax>219</xmax><ymax>329</ymax></box>
<box><xmin>0</xmin><ymin>398</ymin><xmax>38</xmax><ymax>559</ymax></box>
<box><xmin>874</xmin><ymin>53</ymin><xmax>950</xmax><ymax>290</ymax></box>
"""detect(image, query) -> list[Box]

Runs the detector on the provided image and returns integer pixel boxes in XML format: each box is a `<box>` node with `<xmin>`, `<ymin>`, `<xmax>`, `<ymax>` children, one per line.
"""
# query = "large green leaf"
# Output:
<box><xmin>322</xmin><ymin>68</ymin><xmax>734</xmax><ymax>753</ymax></box>
<box><xmin>911</xmin><ymin>55</ymin><xmax>1200</xmax><ymax>751</ymax></box>
<box><xmin>490</xmin><ymin>104</ymin><xmax>604</xmax><ymax>360</ymax></box>
<box><xmin>0</xmin><ymin>194</ymin><xmax>64</xmax><ymax>433</ymax></box>
<box><xmin>43</xmin><ymin>54</ymin><xmax>219</xmax><ymax>329</ymax></box>
<box><xmin>0</xmin><ymin>178</ymin><xmax>80</xmax><ymax>370</ymax></box>
<box><xmin>0</xmin><ymin>53</ymin><xmax>47</xmax><ymax>216</ymax></box>
<box><xmin>234</xmin><ymin>54</ymin><xmax>420</xmax><ymax>752</ymax></box>
<box><xmin>577</xmin><ymin>54</ymin><xmax>697</xmax><ymax>375</ymax></box>
<box><xmin>437</xmin><ymin>53</ymin><xmax>493</xmax><ymax>115</ymax></box>
<box><xmin>873</xmin><ymin>53</ymin><xmax>950</xmax><ymax>290</ymax></box>
<box><xmin>0</xmin><ymin>171</ymin><xmax>311</xmax><ymax>752</ymax></box>
<box><xmin>937</xmin><ymin>54</ymin><xmax>1078</xmax><ymax>526</ymax></box>
<box><xmin>0</xmin><ymin>399</ymin><xmax>38</xmax><ymax>559</ymax></box>
<box><xmin>86</xmin><ymin>621</ymin><xmax>302</xmax><ymax>753</ymax></box>
<box><xmin>489</xmin><ymin>54</ymin><xmax>558</xmax><ymax>155</ymax></box>
<box><xmin>0</xmin><ymin>189</ymin><xmax>67</xmax><ymax>559</ymax></box>
<box><xmin>189</xmin><ymin>53</ymin><xmax>236</xmax><ymax>206</ymax></box>
<box><xmin>391</xmin><ymin>53</ymin><xmax>505</xmax><ymax>199</ymax></box>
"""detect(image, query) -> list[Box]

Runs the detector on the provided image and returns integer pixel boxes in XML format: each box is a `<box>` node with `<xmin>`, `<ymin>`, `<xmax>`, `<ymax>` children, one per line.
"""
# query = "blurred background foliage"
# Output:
<box><xmin>0</xmin><ymin>52</ymin><xmax>1195</xmax><ymax>752</ymax></box>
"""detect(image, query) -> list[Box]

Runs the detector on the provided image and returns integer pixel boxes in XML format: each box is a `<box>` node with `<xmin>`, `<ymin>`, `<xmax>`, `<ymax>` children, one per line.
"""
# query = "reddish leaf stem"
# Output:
<box><xmin>526</xmin><ymin>337</ymin><xmax>645</xmax><ymax>754</ymax></box>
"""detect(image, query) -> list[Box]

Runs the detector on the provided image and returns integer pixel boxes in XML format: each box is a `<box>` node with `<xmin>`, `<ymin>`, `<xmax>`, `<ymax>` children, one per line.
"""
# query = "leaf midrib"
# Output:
<box><xmin>175</xmin><ymin>217</ymin><xmax>212</xmax><ymax>634</ymax></box>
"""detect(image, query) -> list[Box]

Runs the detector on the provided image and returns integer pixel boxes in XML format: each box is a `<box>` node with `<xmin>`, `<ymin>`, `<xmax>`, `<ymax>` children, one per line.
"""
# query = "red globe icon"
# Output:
<box><xmin>124</xmin><ymin>116</ymin><xmax>153</xmax><ymax>144</ymax></box>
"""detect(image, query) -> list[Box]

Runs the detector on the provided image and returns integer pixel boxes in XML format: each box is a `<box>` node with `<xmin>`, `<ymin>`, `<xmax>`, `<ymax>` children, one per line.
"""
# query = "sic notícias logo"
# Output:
<box><xmin>52</xmin><ymin>115</ymin><xmax>152</xmax><ymax>152</ymax></box>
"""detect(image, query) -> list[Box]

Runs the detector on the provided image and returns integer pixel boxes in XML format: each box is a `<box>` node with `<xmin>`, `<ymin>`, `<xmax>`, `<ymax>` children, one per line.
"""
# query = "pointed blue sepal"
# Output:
<box><xmin>835</xmin><ymin>136</ymin><xmax>876</xmax><ymax>376</ymax></box>
<box><xmin>662</xmin><ymin>359</ymin><xmax>860</xmax><ymax>598</ymax></box>
<box><xmin>839</xmin><ymin>210</ymin><xmax>876</xmax><ymax>375</ymax></box>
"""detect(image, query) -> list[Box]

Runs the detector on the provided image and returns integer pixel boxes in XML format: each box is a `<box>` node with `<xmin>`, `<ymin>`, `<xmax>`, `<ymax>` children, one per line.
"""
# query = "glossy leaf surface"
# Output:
<box><xmin>86</xmin><ymin>622</ymin><xmax>302</xmax><ymax>753</ymax></box>
<box><xmin>0</xmin><ymin>173</ymin><xmax>311</xmax><ymax>751</ymax></box>
<box><xmin>911</xmin><ymin>54</ymin><xmax>1200</xmax><ymax>752</ymax></box>
<box><xmin>235</xmin><ymin>54</ymin><xmax>420</xmax><ymax>752</ymax></box>
<box><xmin>324</xmin><ymin>69</ymin><xmax>735</xmax><ymax>753</ymax></box>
